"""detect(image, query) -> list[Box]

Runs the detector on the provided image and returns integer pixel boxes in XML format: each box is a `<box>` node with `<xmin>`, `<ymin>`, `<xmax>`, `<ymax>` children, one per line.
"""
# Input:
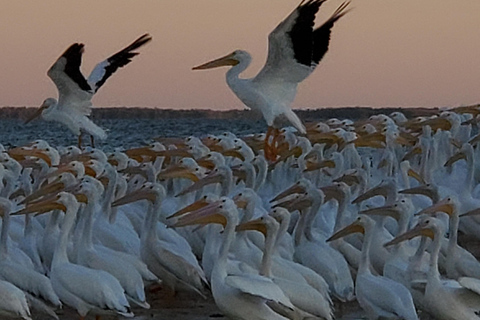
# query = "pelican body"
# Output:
<box><xmin>27</xmin><ymin>34</ymin><xmax>152</xmax><ymax>147</ymax></box>
<box><xmin>193</xmin><ymin>0</ymin><xmax>350</xmax><ymax>161</ymax></box>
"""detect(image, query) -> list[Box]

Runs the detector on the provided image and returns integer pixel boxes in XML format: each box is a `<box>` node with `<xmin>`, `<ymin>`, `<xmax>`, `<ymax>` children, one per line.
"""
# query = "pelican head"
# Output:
<box><xmin>25</xmin><ymin>98</ymin><xmax>57</xmax><ymax>124</ymax></box>
<box><xmin>192</xmin><ymin>50</ymin><xmax>250</xmax><ymax>70</ymax></box>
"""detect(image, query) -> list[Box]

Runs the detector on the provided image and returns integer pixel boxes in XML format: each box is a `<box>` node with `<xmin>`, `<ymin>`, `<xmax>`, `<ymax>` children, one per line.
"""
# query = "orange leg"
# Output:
<box><xmin>78</xmin><ymin>133</ymin><xmax>83</xmax><ymax>149</ymax></box>
<box><xmin>264</xmin><ymin>126</ymin><xmax>274</xmax><ymax>162</ymax></box>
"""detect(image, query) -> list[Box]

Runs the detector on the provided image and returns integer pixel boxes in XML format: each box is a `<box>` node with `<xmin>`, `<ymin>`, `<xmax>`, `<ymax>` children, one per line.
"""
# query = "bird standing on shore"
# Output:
<box><xmin>193</xmin><ymin>0</ymin><xmax>350</xmax><ymax>161</ymax></box>
<box><xmin>26</xmin><ymin>34</ymin><xmax>152</xmax><ymax>148</ymax></box>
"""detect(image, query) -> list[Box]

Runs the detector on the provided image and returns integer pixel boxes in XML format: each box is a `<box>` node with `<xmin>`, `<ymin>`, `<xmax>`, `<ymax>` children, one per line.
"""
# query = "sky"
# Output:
<box><xmin>0</xmin><ymin>0</ymin><xmax>479</xmax><ymax>110</ymax></box>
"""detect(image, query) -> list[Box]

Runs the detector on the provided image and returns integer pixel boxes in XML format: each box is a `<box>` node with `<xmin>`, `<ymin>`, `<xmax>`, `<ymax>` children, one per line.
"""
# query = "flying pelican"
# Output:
<box><xmin>26</xmin><ymin>34</ymin><xmax>152</xmax><ymax>147</ymax></box>
<box><xmin>192</xmin><ymin>0</ymin><xmax>350</xmax><ymax>161</ymax></box>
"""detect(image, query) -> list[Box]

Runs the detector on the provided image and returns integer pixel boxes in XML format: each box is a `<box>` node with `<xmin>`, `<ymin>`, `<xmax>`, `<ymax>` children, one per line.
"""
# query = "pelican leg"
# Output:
<box><xmin>271</xmin><ymin>128</ymin><xmax>281</xmax><ymax>157</ymax></box>
<box><xmin>78</xmin><ymin>133</ymin><xmax>83</xmax><ymax>149</ymax></box>
<box><xmin>90</xmin><ymin>134</ymin><xmax>95</xmax><ymax>148</ymax></box>
<box><xmin>264</xmin><ymin>126</ymin><xmax>276</xmax><ymax>162</ymax></box>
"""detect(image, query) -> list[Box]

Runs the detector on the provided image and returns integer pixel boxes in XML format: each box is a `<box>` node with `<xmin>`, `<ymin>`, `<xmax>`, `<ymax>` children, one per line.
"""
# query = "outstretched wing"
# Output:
<box><xmin>47</xmin><ymin>43</ymin><xmax>94</xmax><ymax>115</ymax></box>
<box><xmin>88</xmin><ymin>33</ymin><xmax>152</xmax><ymax>93</ymax></box>
<box><xmin>254</xmin><ymin>0</ymin><xmax>349</xmax><ymax>84</ymax></box>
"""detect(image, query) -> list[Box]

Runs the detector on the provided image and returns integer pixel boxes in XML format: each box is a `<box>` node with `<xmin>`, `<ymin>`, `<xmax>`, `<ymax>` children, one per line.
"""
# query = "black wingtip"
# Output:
<box><xmin>123</xmin><ymin>33</ymin><xmax>153</xmax><ymax>53</ymax></box>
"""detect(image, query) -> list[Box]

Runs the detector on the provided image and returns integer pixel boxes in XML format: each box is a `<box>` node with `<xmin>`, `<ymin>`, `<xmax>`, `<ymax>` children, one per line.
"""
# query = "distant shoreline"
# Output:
<box><xmin>0</xmin><ymin>106</ymin><xmax>442</xmax><ymax>122</ymax></box>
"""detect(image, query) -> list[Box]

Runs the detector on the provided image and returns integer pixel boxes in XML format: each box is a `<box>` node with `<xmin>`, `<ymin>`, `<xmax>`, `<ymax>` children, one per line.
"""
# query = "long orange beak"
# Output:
<box><xmin>352</xmin><ymin>185</ymin><xmax>386</xmax><ymax>204</ymax></box>
<box><xmin>235</xmin><ymin>218</ymin><xmax>267</xmax><ymax>237</ymax></box>
<box><xmin>112</xmin><ymin>187</ymin><xmax>156</xmax><ymax>207</ymax></box>
<box><xmin>12</xmin><ymin>197</ymin><xmax>67</xmax><ymax>216</ymax></box>
<box><xmin>157</xmin><ymin>165</ymin><xmax>199</xmax><ymax>182</ymax></box>
<box><xmin>169</xmin><ymin>200</ymin><xmax>227</xmax><ymax>229</ymax></box>
<box><xmin>384</xmin><ymin>223</ymin><xmax>434</xmax><ymax>247</ymax></box>
<box><xmin>166</xmin><ymin>197</ymin><xmax>210</xmax><ymax>219</ymax></box>
<box><xmin>360</xmin><ymin>205</ymin><xmax>401</xmax><ymax>221</ymax></box>
<box><xmin>327</xmin><ymin>219</ymin><xmax>365</xmax><ymax>242</ymax></box>
<box><xmin>192</xmin><ymin>52</ymin><xmax>239</xmax><ymax>70</ymax></box>
<box><xmin>175</xmin><ymin>170</ymin><xmax>223</xmax><ymax>197</ymax></box>
<box><xmin>25</xmin><ymin>104</ymin><xmax>48</xmax><ymax>124</ymax></box>
<box><xmin>7</xmin><ymin>147</ymin><xmax>52</xmax><ymax>167</ymax></box>
<box><xmin>270</xmin><ymin>183</ymin><xmax>305</xmax><ymax>203</ymax></box>
<box><xmin>415</xmin><ymin>198</ymin><xmax>454</xmax><ymax>216</ymax></box>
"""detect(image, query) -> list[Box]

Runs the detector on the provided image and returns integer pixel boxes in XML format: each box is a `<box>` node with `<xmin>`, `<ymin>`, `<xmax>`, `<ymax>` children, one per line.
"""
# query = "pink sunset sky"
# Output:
<box><xmin>0</xmin><ymin>0</ymin><xmax>479</xmax><ymax>110</ymax></box>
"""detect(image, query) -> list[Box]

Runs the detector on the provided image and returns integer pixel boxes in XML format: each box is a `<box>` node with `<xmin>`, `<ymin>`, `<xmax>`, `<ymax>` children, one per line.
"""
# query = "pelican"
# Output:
<box><xmin>170</xmin><ymin>198</ymin><xmax>295</xmax><ymax>320</ymax></box>
<box><xmin>14</xmin><ymin>192</ymin><xmax>134</xmax><ymax>319</ymax></box>
<box><xmin>328</xmin><ymin>215</ymin><xmax>419</xmax><ymax>320</ymax></box>
<box><xmin>192</xmin><ymin>0</ymin><xmax>350</xmax><ymax>161</ymax></box>
<box><xmin>26</xmin><ymin>34</ymin><xmax>152</xmax><ymax>147</ymax></box>
<box><xmin>385</xmin><ymin>216</ymin><xmax>480</xmax><ymax>320</ymax></box>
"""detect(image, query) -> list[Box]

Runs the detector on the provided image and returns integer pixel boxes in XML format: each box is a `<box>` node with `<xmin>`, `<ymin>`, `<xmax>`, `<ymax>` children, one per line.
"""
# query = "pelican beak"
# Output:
<box><xmin>320</xmin><ymin>185</ymin><xmax>343</xmax><ymax>202</ymax></box>
<box><xmin>231</xmin><ymin>166</ymin><xmax>247</xmax><ymax>183</ymax></box>
<box><xmin>43</xmin><ymin>163</ymin><xmax>77</xmax><ymax>180</ymax></box>
<box><xmin>112</xmin><ymin>188</ymin><xmax>156</xmax><ymax>207</ymax></box>
<box><xmin>384</xmin><ymin>223</ymin><xmax>434</xmax><ymax>247</ymax></box>
<box><xmin>402</xmin><ymin>146</ymin><xmax>422</xmax><ymax>161</ymax></box>
<box><xmin>125</xmin><ymin>147</ymin><xmax>159</xmax><ymax>159</ymax></box>
<box><xmin>407</xmin><ymin>168</ymin><xmax>425</xmax><ymax>184</ymax></box>
<box><xmin>360</xmin><ymin>205</ymin><xmax>401</xmax><ymax>221</ymax></box>
<box><xmin>120</xmin><ymin>166</ymin><xmax>148</xmax><ymax>179</ymax></box>
<box><xmin>416</xmin><ymin>198</ymin><xmax>454</xmax><ymax>216</ymax></box>
<box><xmin>75</xmin><ymin>193</ymin><xmax>89</xmax><ymax>204</ymax></box>
<box><xmin>155</xmin><ymin>149</ymin><xmax>192</xmax><ymax>158</ymax></box>
<box><xmin>333</xmin><ymin>174</ymin><xmax>360</xmax><ymax>186</ymax></box>
<box><xmin>352</xmin><ymin>185</ymin><xmax>387</xmax><ymax>204</ymax></box>
<box><xmin>235</xmin><ymin>218</ymin><xmax>267</xmax><ymax>237</ymax></box>
<box><xmin>444</xmin><ymin>151</ymin><xmax>466</xmax><ymax>167</ymax></box>
<box><xmin>175</xmin><ymin>170</ymin><xmax>223</xmax><ymax>197</ymax></box>
<box><xmin>196</xmin><ymin>157</ymin><xmax>216</xmax><ymax>170</ymax></box>
<box><xmin>25</xmin><ymin>103</ymin><xmax>48</xmax><ymax>124</ymax></box>
<box><xmin>157</xmin><ymin>165</ymin><xmax>199</xmax><ymax>182</ymax></box>
<box><xmin>303</xmin><ymin>159</ymin><xmax>335</xmax><ymax>172</ymax></box>
<box><xmin>399</xmin><ymin>185</ymin><xmax>434</xmax><ymax>199</ymax></box>
<box><xmin>221</xmin><ymin>148</ymin><xmax>245</xmax><ymax>161</ymax></box>
<box><xmin>273</xmin><ymin>194</ymin><xmax>311</xmax><ymax>212</ymax></box>
<box><xmin>192</xmin><ymin>52</ymin><xmax>239</xmax><ymax>70</ymax></box>
<box><xmin>169</xmin><ymin>200</ymin><xmax>227</xmax><ymax>228</ymax></box>
<box><xmin>84</xmin><ymin>165</ymin><xmax>97</xmax><ymax>178</ymax></box>
<box><xmin>270</xmin><ymin>183</ymin><xmax>305</xmax><ymax>203</ymax></box>
<box><xmin>232</xmin><ymin>194</ymin><xmax>248</xmax><ymax>209</ymax></box>
<box><xmin>353</xmin><ymin>133</ymin><xmax>385</xmax><ymax>148</ymax></box>
<box><xmin>460</xmin><ymin>207</ymin><xmax>480</xmax><ymax>217</ymax></box>
<box><xmin>307</xmin><ymin>132</ymin><xmax>340</xmax><ymax>145</ymax></box>
<box><xmin>327</xmin><ymin>219</ymin><xmax>365</xmax><ymax>242</ymax></box>
<box><xmin>166</xmin><ymin>197</ymin><xmax>210</xmax><ymax>219</ymax></box>
<box><xmin>98</xmin><ymin>176</ymin><xmax>110</xmax><ymax>188</ymax></box>
<box><xmin>7</xmin><ymin>148</ymin><xmax>52</xmax><ymax>167</ymax></box>
<box><xmin>12</xmin><ymin>197</ymin><xmax>66</xmax><ymax>216</ymax></box>
<box><xmin>421</xmin><ymin>117</ymin><xmax>452</xmax><ymax>131</ymax></box>
<box><xmin>21</xmin><ymin>180</ymin><xmax>65</xmax><ymax>204</ymax></box>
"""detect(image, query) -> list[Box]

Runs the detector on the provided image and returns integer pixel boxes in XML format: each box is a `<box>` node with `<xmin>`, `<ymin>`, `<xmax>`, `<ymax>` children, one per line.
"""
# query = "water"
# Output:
<box><xmin>0</xmin><ymin>117</ymin><xmax>267</xmax><ymax>150</ymax></box>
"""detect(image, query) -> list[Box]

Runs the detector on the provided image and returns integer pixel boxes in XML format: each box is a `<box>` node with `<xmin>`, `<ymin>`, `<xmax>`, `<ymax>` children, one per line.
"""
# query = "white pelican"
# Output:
<box><xmin>0</xmin><ymin>280</ymin><xmax>31</xmax><ymax>320</ymax></box>
<box><xmin>192</xmin><ymin>0</ymin><xmax>350</xmax><ymax>161</ymax></box>
<box><xmin>26</xmin><ymin>34</ymin><xmax>152</xmax><ymax>147</ymax></box>
<box><xmin>171</xmin><ymin>198</ymin><xmax>295</xmax><ymax>320</ymax></box>
<box><xmin>14</xmin><ymin>192</ymin><xmax>134</xmax><ymax>319</ymax></box>
<box><xmin>328</xmin><ymin>215</ymin><xmax>419</xmax><ymax>320</ymax></box>
<box><xmin>385</xmin><ymin>216</ymin><xmax>480</xmax><ymax>320</ymax></box>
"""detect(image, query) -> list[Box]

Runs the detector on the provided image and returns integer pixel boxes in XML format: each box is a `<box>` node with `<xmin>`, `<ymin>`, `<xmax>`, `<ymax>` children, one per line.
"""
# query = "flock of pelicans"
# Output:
<box><xmin>4</xmin><ymin>104</ymin><xmax>480</xmax><ymax>320</ymax></box>
<box><xmin>4</xmin><ymin>0</ymin><xmax>480</xmax><ymax>319</ymax></box>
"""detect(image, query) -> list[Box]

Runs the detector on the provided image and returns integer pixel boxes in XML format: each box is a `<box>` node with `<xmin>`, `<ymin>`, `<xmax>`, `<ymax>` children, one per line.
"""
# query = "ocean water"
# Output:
<box><xmin>0</xmin><ymin>117</ymin><xmax>267</xmax><ymax>149</ymax></box>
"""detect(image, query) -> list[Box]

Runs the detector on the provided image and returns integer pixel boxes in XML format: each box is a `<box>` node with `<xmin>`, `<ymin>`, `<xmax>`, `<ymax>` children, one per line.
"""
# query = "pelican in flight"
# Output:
<box><xmin>27</xmin><ymin>34</ymin><xmax>152</xmax><ymax>147</ymax></box>
<box><xmin>193</xmin><ymin>0</ymin><xmax>350</xmax><ymax>161</ymax></box>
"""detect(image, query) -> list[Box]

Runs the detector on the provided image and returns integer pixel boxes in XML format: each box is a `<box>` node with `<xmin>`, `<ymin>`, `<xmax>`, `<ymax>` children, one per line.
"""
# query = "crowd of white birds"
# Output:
<box><xmin>2</xmin><ymin>107</ymin><xmax>480</xmax><ymax>319</ymax></box>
